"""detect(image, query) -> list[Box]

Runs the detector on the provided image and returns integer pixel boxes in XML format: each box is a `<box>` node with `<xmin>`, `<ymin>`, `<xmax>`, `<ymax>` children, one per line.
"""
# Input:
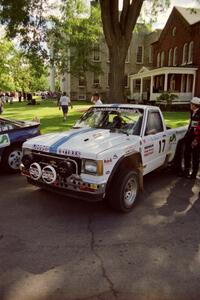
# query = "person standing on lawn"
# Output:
<box><xmin>59</xmin><ymin>92</ymin><xmax>73</xmax><ymax>121</ymax></box>
<box><xmin>91</xmin><ymin>93</ymin><xmax>103</xmax><ymax>106</ymax></box>
<box><xmin>180</xmin><ymin>97</ymin><xmax>200</xmax><ymax>179</ymax></box>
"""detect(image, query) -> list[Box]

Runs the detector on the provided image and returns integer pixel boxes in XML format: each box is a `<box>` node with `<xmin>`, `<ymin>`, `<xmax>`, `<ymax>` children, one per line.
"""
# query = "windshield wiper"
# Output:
<box><xmin>110</xmin><ymin>128</ymin><xmax>129</xmax><ymax>136</ymax></box>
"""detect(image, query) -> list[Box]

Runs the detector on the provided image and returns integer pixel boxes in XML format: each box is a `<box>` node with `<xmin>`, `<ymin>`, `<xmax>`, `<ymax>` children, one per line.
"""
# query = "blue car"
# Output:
<box><xmin>0</xmin><ymin>117</ymin><xmax>40</xmax><ymax>172</ymax></box>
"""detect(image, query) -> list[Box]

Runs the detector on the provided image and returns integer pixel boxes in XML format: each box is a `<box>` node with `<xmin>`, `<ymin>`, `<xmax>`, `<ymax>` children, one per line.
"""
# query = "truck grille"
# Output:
<box><xmin>31</xmin><ymin>151</ymin><xmax>82</xmax><ymax>175</ymax></box>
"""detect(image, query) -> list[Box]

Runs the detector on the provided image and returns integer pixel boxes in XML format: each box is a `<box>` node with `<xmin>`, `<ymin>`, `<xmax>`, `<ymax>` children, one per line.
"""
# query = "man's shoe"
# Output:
<box><xmin>185</xmin><ymin>173</ymin><xmax>191</xmax><ymax>179</ymax></box>
<box><xmin>178</xmin><ymin>171</ymin><xmax>184</xmax><ymax>177</ymax></box>
<box><xmin>190</xmin><ymin>173</ymin><xmax>197</xmax><ymax>179</ymax></box>
<box><xmin>178</xmin><ymin>170</ymin><xmax>191</xmax><ymax>178</ymax></box>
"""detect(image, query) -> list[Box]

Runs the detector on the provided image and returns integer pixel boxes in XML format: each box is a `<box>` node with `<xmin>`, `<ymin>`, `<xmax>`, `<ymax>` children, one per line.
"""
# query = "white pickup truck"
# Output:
<box><xmin>21</xmin><ymin>104</ymin><xmax>187</xmax><ymax>212</ymax></box>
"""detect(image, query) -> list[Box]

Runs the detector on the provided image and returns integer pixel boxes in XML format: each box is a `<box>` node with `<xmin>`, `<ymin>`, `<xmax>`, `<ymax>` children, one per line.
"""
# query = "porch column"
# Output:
<box><xmin>130</xmin><ymin>77</ymin><xmax>133</xmax><ymax>95</ymax></box>
<box><xmin>150</xmin><ymin>76</ymin><xmax>154</xmax><ymax>101</ymax></box>
<box><xmin>186</xmin><ymin>74</ymin><xmax>190</xmax><ymax>92</ymax></box>
<box><xmin>192</xmin><ymin>72</ymin><xmax>196</xmax><ymax>97</ymax></box>
<box><xmin>140</xmin><ymin>77</ymin><xmax>143</xmax><ymax>101</ymax></box>
<box><xmin>164</xmin><ymin>73</ymin><xmax>168</xmax><ymax>92</ymax></box>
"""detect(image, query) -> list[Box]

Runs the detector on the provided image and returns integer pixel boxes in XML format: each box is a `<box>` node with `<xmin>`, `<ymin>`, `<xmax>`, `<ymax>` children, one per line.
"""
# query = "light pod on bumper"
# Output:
<box><xmin>29</xmin><ymin>163</ymin><xmax>42</xmax><ymax>180</ymax></box>
<box><xmin>42</xmin><ymin>165</ymin><xmax>57</xmax><ymax>184</ymax></box>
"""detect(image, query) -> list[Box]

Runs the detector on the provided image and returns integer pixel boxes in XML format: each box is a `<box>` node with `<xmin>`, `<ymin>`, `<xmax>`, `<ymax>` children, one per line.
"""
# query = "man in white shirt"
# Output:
<box><xmin>59</xmin><ymin>92</ymin><xmax>73</xmax><ymax>121</ymax></box>
<box><xmin>91</xmin><ymin>93</ymin><xmax>103</xmax><ymax>106</ymax></box>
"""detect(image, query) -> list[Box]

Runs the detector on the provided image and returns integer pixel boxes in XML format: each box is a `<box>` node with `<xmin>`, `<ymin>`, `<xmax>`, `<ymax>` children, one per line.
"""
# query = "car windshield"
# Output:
<box><xmin>0</xmin><ymin>118</ymin><xmax>26</xmax><ymax>132</ymax></box>
<box><xmin>74</xmin><ymin>107</ymin><xmax>144</xmax><ymax>135</ymax></box>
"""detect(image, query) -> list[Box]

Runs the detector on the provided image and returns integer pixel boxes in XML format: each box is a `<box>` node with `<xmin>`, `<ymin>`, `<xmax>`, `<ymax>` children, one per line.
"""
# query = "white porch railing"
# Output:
<box><xmin>129</xmin><ymin>92</ymin><xmax>192</xmax><ymax>104</ymax></box>
<box><xmin>150</xmin><ymin>92</ymin><xmax>192</xmax><ymax>103</ymax></box>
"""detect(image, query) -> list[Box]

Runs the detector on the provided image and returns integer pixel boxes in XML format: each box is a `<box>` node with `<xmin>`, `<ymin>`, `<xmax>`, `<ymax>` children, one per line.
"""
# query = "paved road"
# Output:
<box><xmin>0</xmin><ymin>169</ymin><xmax>200</xmax><ymax>300</ymax></box>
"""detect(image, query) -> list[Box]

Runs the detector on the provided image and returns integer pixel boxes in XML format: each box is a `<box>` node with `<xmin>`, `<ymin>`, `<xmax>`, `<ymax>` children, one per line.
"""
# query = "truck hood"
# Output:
<box><xmin>23</xmin><ymin>128</ymin><xmax>140</xmax><ymax>158</ymax></box>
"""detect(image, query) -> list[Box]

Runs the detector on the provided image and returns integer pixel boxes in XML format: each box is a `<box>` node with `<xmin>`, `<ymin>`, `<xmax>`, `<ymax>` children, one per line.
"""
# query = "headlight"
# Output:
<box><xmin>22</xmin><ymin>148</ymin><xmax>33</xmax><ymax>168</ymax></box>
<box><xmin>82</xmin><ymin>159</ymin><xmax>103</xmax><ymax>175</ymax></box>
<box><xmin>23</xmin><ymin>148</ymin><xmax>32</xmax><ymax>156</ymax></box>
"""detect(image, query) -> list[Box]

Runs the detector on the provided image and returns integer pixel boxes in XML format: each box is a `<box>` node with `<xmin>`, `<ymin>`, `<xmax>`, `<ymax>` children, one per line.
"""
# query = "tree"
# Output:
<box><xmin>0</xmin><ymin>37</ymin><xmax>48</xmax><ymax>92</ymax></box>
<box><xmin>0</xmin><ymin>0</ymin><xmax>49</xmax><ymax>75</ymax></box>
<box><xmin>49</xmin><ymin>1</ymin><xmax>102</xmax><ymax>85</ymax></box>
<box><xmin>1</xmin><ymin>0</ymin><xmax>200</xmax><ymax>101</ymax></box>
<box><xmin>99</xmin><ymin>0</ymin><xmax>171</xmax><ymax>102</ymax></box>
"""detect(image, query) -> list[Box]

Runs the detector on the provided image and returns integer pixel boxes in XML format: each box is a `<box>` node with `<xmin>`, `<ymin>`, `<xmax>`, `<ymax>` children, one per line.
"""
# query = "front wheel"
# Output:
<box><xmin>2</xmin><ymin>145</ymin><xmax>23</xmax><ymax>173</ymax></box>
<box><xmin>109</xmin><ymin>169</ymin><xmax>139</xmax><ymax>213</ymax></box>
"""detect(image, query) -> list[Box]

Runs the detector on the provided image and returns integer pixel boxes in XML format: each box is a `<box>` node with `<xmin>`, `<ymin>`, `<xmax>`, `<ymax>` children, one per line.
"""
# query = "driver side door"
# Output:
<box><xmin>142</xmin><ymin>110</ymin><xmax>167</xmax><ymax>175</ymax></box>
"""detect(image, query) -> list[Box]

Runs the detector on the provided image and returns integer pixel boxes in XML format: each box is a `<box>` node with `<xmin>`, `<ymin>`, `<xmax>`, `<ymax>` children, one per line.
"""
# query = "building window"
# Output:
<box><xmin>157</xmin><ymin>52</ymin><xmax>160</xmax><ymax>67</ymax></box>
<box><xmin>161</xmin><ymin>51</ymin><xmax>165</xmax><ymax>67</ymax></box>
<box><xmin>188</xmin><ymin>41</ymin><xmax>194</xmax><ymax>64</ymax></box>
<box><xmin>170</xmin><ymin>74</ymin><xmax>176</xmax><ymax>91</ymax></box>
<box><xmin>78</xmin><ymin>95</ymin><xmax>86</xmax><ymax>101</ymax></box>
<box><xmin>148</xmin><ymin>46</ymin><xmax>153</xmax><ymax>63</ymax></box>
<box><xmin>181</xmin><ymin>74</ymin><xmax>186</xmax><ymax>92</ymax></box>
<box><xmin>93</xmin><ymin>73</ymin><xmax>100</xmax><ymax>86</ymax></box>
<box><xmin>135</xmin><ymin>79</ymin><xmax>141</xmax><ymax>92</ymax></box>
<box><xmin>173</xmin><ymin>47</ymin><xmax>178</xmax><ymax>66</ymax></box>
<box><xmin>182</xmin><ymin>43</ymin><xmax>188</xmax><ymax>64</ymax></box>
<box><xmin>79</xmin><ymin>74</ymin><xmax>86</xmax><ymax>87</ymax></box>
<box><xmin>124</xmin><ymin>74</ymin><xmax>129</xmax><ymax>88</ymax></box>
<box><xmin>172</xmin><ymin>27</ymin><xmax>176</xmax><ymax>36</ymax></box>
<box><xmin>93</xmin><ymin>44</ymin><xmax>100</xmax><ymax>61</ymax></box>
<box><xmin>136</xmin><ymin>46</ymin><xmax>143</xmax><ymax>63</ymax></box>
<box><xmin>168</xmin><ymin>48</ymin><xmax>173</xmax><ymax>66</ymax></box>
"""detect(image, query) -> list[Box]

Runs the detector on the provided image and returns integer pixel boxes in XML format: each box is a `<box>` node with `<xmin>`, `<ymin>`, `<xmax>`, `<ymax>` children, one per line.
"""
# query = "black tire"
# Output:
<box><xmin>108</xmin><ymin>169</ymin><xmax>139</xmax><ymax>213</ymax></box>
<box><xmin>2</xmin><ymin>145</ymin><xmax>23</xmax><ymax>173</ymax></box>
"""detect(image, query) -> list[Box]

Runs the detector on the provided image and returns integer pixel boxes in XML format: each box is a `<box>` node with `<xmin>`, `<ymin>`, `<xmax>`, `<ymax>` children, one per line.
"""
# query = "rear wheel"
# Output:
<box><xmin>109</xmin><ymin>169</ymin><xmax>139</xmax><ymax>213</ymax></box>
<box><xmin>2</xmin><ymin>145</ymin><xmax>23</xmax><ymax>173</ymax></box>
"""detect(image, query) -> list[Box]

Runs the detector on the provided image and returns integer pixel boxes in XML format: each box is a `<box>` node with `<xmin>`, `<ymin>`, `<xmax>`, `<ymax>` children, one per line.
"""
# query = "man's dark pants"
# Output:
<box><xmin>184</xmin><ymin>138</ymin><xmax>200</xmax><ymax>176</ymax></box>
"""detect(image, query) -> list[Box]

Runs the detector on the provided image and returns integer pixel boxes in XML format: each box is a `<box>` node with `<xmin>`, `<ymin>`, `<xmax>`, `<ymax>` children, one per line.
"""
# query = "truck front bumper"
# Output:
<box><xmin>27</xmin><ymin>178</ymin><xmax>105</xmax><ymax>202</ymax></box>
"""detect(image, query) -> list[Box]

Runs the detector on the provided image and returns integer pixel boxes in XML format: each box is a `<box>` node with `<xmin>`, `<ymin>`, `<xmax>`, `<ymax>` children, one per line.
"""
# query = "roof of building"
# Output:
<box><xmin>175</xmin><ymin>6</ymin><xmax>200</xmax><ymax>25</ymax></box>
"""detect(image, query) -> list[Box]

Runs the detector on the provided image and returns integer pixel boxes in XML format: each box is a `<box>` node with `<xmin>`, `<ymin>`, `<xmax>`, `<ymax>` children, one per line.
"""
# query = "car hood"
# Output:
<box><xmin>23</xmin><ymin>128</ymin><xmax>140</xmax><ymax>158</ymax></box>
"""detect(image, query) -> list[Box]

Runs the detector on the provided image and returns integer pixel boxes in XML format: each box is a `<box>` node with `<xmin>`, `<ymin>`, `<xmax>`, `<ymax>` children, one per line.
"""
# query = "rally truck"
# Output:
<box><xmin>0</xmin><ymin>117</ymin><xmax>40</xmax><ymax>172</ymax></box>
<box><xmin>21</xmin><ymin>104</ymin><xmax>187</xmax><ymax>212</ymax></box>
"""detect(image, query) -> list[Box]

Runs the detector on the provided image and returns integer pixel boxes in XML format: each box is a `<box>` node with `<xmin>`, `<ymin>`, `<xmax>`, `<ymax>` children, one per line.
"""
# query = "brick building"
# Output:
<box><xmin>49</xmin><ymin>25</ymin><xmax>161</xmax><ymax>101</ymax></box>
<box><xmin>130</xmin><ymin>6</ymin><xmax>200</xmax><ymax>104</ymax></box>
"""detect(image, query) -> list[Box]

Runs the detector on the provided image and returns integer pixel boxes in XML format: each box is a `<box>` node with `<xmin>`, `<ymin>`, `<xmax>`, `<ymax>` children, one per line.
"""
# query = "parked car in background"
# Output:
<box><xmin>0</xmin><ymin>118</ymin><xmax>40</xmax><ymax>172</ymax></box>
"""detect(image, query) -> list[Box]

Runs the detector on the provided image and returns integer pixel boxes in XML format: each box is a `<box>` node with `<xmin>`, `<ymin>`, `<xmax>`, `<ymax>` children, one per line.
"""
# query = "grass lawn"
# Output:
<box><xmin>2</xmin><ymin>100</ymin><xmax>189</xmax><ymax>134</ymax></box>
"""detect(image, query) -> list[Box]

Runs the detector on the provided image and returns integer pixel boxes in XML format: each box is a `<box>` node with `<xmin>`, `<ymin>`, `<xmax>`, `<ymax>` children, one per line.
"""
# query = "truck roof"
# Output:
<box><xmin>94</xmin><ymin>104</ymin><xmax>159</xmax><ymax>110</ymax></box>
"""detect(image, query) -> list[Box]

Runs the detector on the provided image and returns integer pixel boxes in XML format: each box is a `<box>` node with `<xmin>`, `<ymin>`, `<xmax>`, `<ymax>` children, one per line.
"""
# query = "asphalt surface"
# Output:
<box><xmin>0</xmin><ymin>169</ymin><xmax>200</xmax><ymax>300</ymax></box>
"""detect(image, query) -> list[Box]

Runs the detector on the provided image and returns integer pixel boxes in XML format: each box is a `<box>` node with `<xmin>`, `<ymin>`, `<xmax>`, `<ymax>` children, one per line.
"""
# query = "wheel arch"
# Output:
<box><xmin>105</xmin><ymin>151</ymin><xmax>143</xmax><ymax>194</ymax></box>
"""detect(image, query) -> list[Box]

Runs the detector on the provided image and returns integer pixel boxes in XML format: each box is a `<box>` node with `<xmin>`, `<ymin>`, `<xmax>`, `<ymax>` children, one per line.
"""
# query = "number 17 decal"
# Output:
<box><xmin>159</xmin><ymin>139</ymin><xmax>166</xmax><ymax>153</ymax></box>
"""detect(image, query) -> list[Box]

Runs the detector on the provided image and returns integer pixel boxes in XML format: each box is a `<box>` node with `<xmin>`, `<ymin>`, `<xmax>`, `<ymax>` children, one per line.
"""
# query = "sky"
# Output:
<box><xmin>48</xmin><ymin>0</ymin><xmax>200</xmax><ymax>29</ymax></box>
<box><xmin>152</xmin><ymin>0</ymin><xmax>200</xmax><ymax>28</ymax></box>
<box><xmin>1</xmin><ymin>0</ymin><xmax>200</xmax><ymax>36</ymax></box>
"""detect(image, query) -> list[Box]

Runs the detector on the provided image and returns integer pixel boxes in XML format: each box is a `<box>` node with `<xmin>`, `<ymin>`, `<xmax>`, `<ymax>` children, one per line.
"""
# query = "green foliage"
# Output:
<box><xmin>0</xmin><ymin>38</ymin><xmax>48</xmax><ymax>92</ymax></box>
<box><xmin>2</xmin><ymin>100</ymin><xmax>189</xmax><ymax>134</ymax></box>
<box><xmin>0</xmin><ymin>0</ymin><xmax>48</xmax><ymax>64</ymax></box>
<box><xmin>48</xmin><ymin>0</ymin><xmax>103</xmax><ymax>78</ymax></box>
<box><xmin>157</xmin><ymin>92</ymin><xmax>178</xmax><ymax>104</ymax></box>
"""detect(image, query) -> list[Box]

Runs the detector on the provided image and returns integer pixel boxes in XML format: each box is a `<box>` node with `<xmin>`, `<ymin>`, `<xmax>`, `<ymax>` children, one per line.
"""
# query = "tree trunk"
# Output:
<box><xmin>99</xmin><ymin>0</ymin><xmax>144</xmax><ymax>104</ymax></box>
<box><xmin>109</xmin><ymin>47</ymin><xmax>126</xmax><ymax>103</ymax></box>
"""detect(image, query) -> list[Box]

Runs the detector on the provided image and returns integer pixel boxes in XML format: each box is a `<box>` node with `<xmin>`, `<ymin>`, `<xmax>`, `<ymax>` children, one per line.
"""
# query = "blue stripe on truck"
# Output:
<box><xmin>49</xmin><ymin>128</ymin><xmax>96</xmax><ymax>153</ymax></box>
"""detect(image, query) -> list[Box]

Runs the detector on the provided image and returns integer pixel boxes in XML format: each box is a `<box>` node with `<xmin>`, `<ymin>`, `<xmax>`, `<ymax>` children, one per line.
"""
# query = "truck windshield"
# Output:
<box><xmin>74</xmin><ymin>107</ymin><xmax>144</xmax><ymax>135</ymax></box>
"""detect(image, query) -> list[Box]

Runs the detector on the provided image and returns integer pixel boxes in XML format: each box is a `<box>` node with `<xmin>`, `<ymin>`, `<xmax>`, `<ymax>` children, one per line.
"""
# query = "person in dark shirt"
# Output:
<box><xmin>180</xmin><ymin>97</ymin><xmax>200</xmax><ymax>179</ymax></box>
